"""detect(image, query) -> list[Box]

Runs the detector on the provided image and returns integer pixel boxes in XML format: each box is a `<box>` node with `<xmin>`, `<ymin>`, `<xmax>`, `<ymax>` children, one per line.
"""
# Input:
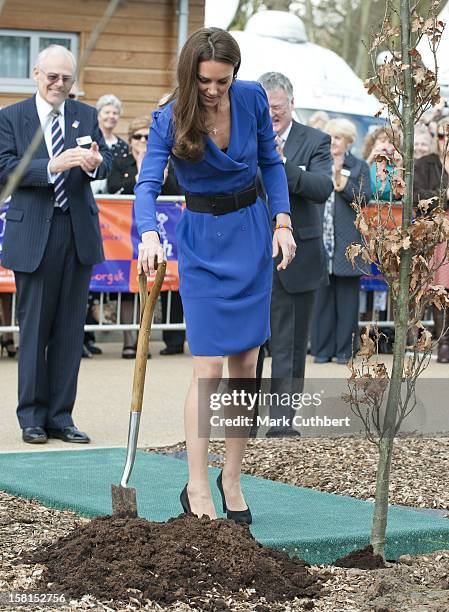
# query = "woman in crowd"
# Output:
<box><xmin>308</xmin><ymin>110</ymin><xmax>330</xmax><ymax>131</ymax></box>
<box><xmin>135</xmin><ymin>27</ymin><xmax>295</xmax><ymax>521</ymax></box>
<box><xmin>414</xmin><ymin>125</ymin><xmax>434</xmax><ymax>160</ymax></box>
<box><xmin>363</xmin><ymin>125</ymin><xmax>403</xmax><ymax>200</ymax></box>
<box><xmin>108</xmin><ymin>116</ymin><xmax>150</xmax><ymax>195</ymax></box>
<box><xmin>414</xmin><ymin>117</ymin><xmax>449</xmax><ymax>363</ymax></box>
<box><xmin>91</xmin><ymin>94</ymin><xmax>128</xmax><ymax>194</ymax></box>
<box><xmin>311</xmin><ymin>118</ymin><xmax>371</xmax><ymax>364</ymax></box>
<box><xmin>108</xmin><ymin>116</ymin><xmax>186</xmax><ymax>356</ymax></box>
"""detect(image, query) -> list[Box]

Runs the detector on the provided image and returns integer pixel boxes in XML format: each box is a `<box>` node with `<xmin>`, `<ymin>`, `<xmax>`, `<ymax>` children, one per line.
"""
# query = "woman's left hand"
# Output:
<box><xmin>273</xmin><ymin>225</ymin><xmax>297</xmax><ymax>270</ymax></box>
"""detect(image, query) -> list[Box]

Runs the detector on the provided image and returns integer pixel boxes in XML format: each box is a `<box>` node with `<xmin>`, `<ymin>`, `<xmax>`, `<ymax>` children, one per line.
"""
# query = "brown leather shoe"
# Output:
<box><xmin>437</xmin><ymin>341</ymin><xmax>449</xmax><ymax>364</ymax></box>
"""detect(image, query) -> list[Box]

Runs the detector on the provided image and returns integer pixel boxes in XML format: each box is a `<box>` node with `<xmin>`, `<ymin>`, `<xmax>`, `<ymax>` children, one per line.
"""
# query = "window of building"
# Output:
<box><xmin>0</xmin><ymin>30</ymin><xmax>78</xmax><ymax>93</ymax></box>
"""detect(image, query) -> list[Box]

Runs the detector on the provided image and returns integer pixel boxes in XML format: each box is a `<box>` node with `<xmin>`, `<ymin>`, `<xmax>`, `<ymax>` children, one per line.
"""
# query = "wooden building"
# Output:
<box><xmin>0</xmin><ymin>0</ymin><xmax>205</xmax><ymax>137</ymax></box>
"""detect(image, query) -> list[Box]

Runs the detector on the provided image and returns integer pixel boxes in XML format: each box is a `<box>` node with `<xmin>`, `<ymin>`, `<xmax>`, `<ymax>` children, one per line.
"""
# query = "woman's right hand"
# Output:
<box><xmin>138</xmin><ymin>231</ymin><xmax>165</xmax><ymax>275</ymax></box>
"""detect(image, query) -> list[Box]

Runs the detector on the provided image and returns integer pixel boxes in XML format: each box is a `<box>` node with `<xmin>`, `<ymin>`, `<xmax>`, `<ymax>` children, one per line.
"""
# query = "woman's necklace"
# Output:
<box><xmin>206</xmin><ymin>98</ymin><xmax>224</xmax><ymax>136</ymax></box>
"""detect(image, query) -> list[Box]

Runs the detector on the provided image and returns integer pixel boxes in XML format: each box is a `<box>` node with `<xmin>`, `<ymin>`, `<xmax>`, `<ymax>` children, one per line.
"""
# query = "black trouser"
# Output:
<box><xmin>254</xmin><ymin>278</ymin><xmax>317</xmax><ymax>430</ymax></box>
<box><xmin>15</xmin><ymin>211</ymin><xmax>91</xmax><ymax>429</ymax></box>
<box><xmin>311</xmin><ymin>274</ymin><xmax>360</xmax><ymax>360</ymax></box>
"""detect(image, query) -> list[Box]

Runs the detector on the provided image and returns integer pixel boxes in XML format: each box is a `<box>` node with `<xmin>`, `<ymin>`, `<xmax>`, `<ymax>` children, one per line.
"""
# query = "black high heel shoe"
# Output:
<box><xmin>0</xmin><ymin>338</ymin><xmax>17</xmax><ymax>358</ymax></box>
<box><xmin>180</xmin><ymin>484</ymin><xmax>191</xmax><ymax>513</ymax></box>
<box><xmin>216</xmin><ymin>471</ymin><xmax>252</xmax><ymax>524</ymax></box>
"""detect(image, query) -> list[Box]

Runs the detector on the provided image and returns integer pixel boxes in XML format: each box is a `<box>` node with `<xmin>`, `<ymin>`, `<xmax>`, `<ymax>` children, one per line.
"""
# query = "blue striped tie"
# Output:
<box><xmin>51</xmin><ymin>111</ymin><xmax>68</xmax><ymax>211</ymax></box>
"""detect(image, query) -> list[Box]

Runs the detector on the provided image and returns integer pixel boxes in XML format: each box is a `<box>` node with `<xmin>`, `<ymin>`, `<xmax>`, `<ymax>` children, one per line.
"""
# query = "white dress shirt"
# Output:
<box><xmin>35</xmin><ymin>93</ymin><xmax>65</xmax><ymax>184</ymax></box>
<box><xmin>35</xmin><ymin>92</ymin><xmax>97</xmax><ymax>184</ymax></box>
<box><xmin>279</xmin><ymin>121</ymin><xmax>293</xmax><ymax>145</ymax></box>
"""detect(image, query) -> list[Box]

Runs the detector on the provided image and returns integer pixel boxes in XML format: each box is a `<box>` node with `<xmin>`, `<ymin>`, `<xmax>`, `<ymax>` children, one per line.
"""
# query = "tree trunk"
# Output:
<box><xmin>265</xmin><ymin>0</ymin><xmax>291</xmax><ymax>9</ymax></box>
<box><xmin>355</xmin><ymin>0</ymin><xmax>372</xmax><ymax>79</ymax></box>
<box><xmin>228</xmin><ymin>1</ymin><xmax>251</xmax><ymax>31</ymax></box>
<box><xmin>304</xmin><ymin>0</ymin><xmax>315</xmax><ymax>43</ymax></box>
<box><xmin>370</xmin><ymin>0</ymin><xmax>415</xmax><ymax>559</ymax></box>
<box><xmin>370</xmin><ymin>436</ymin><xmax>395</xmax><ymax>554</ymax></box>
<box><xmin>342</xmin><ymin>0</ymin><xmax>354</xmax><ymax>65</ymax></box>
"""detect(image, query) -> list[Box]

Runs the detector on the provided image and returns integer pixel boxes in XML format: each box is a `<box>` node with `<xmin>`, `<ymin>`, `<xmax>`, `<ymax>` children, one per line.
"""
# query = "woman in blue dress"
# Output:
<box><xmin>135</xmin><ymin>28</ymin><xmax>295</xmax><ymax>522</ymax></box>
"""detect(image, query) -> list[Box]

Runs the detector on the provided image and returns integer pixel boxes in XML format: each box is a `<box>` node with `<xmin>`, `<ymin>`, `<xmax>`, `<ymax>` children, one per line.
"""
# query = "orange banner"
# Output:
<box><xmin>0</xmin><ymin>197</ymin><xmax>183</xmax><ymax>293</ymax></box>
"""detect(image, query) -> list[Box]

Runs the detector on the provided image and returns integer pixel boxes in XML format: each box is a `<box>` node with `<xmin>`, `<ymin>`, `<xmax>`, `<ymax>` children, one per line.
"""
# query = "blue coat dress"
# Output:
<box><xmin>134</xmin><ymin>80</ymin><xmax>290</xmax><ymax>356</ymax></box>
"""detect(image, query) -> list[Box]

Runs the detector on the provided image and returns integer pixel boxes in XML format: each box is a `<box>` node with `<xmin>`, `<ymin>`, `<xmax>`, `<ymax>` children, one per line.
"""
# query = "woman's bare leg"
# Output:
<box><xmin>222</xmin><ymin>346</ymin><xmax>259</xmax><ymax>511</ymax></box>
<box><xmin>185</xmin><ymin>355</ymin><xmax>224</xmax><ymax>518</ymax></box>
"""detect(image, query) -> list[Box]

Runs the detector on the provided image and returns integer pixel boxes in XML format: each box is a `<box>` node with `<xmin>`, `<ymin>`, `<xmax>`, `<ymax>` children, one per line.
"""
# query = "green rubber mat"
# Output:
<box><xmin>1</xmin><ymin>448</ymin><xmax>448</xmax><ymax>565</ymax></box>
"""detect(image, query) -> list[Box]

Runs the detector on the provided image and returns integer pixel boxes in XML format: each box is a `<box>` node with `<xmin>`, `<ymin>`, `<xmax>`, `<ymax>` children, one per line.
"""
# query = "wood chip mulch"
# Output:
<box><xmin>149</xmin><ymin>435</ymin><xmax>449</xmax><ymax>511</ymax></box>
<box><xmin>1</xmin><ymin>490</ymin><xmax>449</xmax><ymax>611</ymax></box>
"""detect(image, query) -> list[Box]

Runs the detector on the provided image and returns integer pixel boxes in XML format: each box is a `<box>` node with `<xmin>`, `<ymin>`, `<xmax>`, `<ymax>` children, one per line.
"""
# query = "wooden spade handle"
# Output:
<box><xmin>131</xmin><ymin>261</ymin><xmax>167</xmax><ymax>413</ymax></box>
<box><xmin>138</xmin><ymin>273</ymin><xmax>148</xmax><ymax>321</ymax></box>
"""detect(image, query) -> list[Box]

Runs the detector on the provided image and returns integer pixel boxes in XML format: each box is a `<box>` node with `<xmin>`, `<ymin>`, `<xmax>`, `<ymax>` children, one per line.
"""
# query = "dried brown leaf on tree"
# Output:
<box><xmin>374</xmin><ymin>362</ymin><xmax>389</xmax><ymax>378</ymax></box>
<box><xmin>403</xmin><ymin>356</ymin><xmax>414</xmax><ymax>377</ymax></box>
<box><xmin>357</xmin><ymin>326</ymin><xmax>376</xmax><ymax>358</ymax></box>
<box><xmin>385</xmin><ymin>24</ymin><xmax>401</xmax><ymax>38</ymax></box>
<box><xmin>346</xmin><ymin>243</ymin><xmax>363</xmax><ymax>267</ymax></box>
<box><xmin>392</xmin><ymin>175</ymin><xmax>406</xmax><ymax>197</ymax></box>
<box><xmin>362</xmin><ymin>248</ymin><xmax>373</xmax><ymax>264</ymax></box>
<box><xmin>378</xmin><ymin>62</ymin><xmax>397</xmax><ymax>80</ymax></box>
<box><xmin>411</xmin><ymin>11</ymin><xmax>424</xmax><ymax>32</ymax></box>
<box><xmin>401</xmin><ymin>236</ymin><xmax>411</xmax><ymax>250</ymax></box>
<box><xmin>369</xmin><ymin>32</ymin><xmax>388</xmax><ymax>52</ymax></box>
<box><xmin>413</xmin><ymin>66</ymin><xmax>427</xmax><ymax>85</ymax></box>
<box><xmin>428</xmin><ymin>285</ymin><xmax>449</xmax><ymax>310</ymax></box>
<box><xmin>355</xmin><ymin>214</ymin><xmax>369</xmax><ymax>235</ymax></box>
<box><xmin>417</xmin><ymin>327</ymin><xmax>432</xmax><ymax>351</ymax></box>
<box><xmin>416</xmin><ymin>197</ymin><xmax>437</xmax><ymax>214</ymax></box>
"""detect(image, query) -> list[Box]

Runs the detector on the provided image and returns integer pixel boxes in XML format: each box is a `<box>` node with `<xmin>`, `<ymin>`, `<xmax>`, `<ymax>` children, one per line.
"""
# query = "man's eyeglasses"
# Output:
<box><xmin>40</xmin><ymin>68</ymin><xmax>74</xmax><ymax>86</ymax></box>
<box><xmin>269</xmin><ymin>102</ymin><xmax>290</xmax><ymax>114</ymax></box>
<box><xmin>131</xmin><ymin>133</ymin><xmax>149</xmax><ymax>141</ymax></box>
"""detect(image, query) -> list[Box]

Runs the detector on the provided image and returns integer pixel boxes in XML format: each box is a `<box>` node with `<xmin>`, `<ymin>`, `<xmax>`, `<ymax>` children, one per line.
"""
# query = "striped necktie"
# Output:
<box><xmin>51</xmin><ymin>111</ymin><xmax>68</xmax><ymax>211</ymax></box>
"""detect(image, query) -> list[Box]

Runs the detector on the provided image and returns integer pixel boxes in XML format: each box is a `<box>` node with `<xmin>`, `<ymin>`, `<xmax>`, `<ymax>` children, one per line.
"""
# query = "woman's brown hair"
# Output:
<box><xmin>362</xmin><ymin>125</ymin><xmax>402</xmax><ymax>160</ymax></box>
<box><xmin>128</xmin><ymin>115</ymin><xmax>151</xmax><ymax>143</ymax></box>
<box><xmin>168</xmin><ymin>28</ymin><xmax>241</xmax><ymax>163</ymax></box>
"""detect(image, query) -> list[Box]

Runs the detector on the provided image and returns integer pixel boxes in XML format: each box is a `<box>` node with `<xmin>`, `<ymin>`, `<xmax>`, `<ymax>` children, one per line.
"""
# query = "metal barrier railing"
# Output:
<box><xmin>0</xmin><ymin>290</ymin><xmax>434</xmax><ymax>334</ymax></box>
<box><xmin>0</xmin><ymin>291</ymin><xmax>185</xmax><ymax>334</ymax></box>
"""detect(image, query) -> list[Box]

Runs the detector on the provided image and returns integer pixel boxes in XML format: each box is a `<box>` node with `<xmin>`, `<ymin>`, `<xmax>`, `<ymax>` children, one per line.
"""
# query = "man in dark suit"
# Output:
<box><xmin>255</xmin><ymin>72</ymin><xmax>333</xmax><ymax>437</ymax></box>
<box><xmin>0</xmin><ymin>45</ymin><xmax>112</xmax><ymax>444</ymax></box>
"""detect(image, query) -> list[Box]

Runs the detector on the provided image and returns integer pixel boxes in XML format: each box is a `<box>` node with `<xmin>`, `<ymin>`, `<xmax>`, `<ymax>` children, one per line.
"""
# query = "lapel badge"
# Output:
<box><xmin>72</xmin><ymin>120</ymin><xmax>80</xmax><ymax>129</ymax></box>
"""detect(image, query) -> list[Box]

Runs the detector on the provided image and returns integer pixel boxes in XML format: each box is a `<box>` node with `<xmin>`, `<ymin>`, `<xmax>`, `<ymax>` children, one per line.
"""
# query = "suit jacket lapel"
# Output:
<box><xmin>64</xmin><ymin>100</ymin><xmax>78</xmax><ymax>151</ymax></box>
<box><xmin>24</xmin><ymin>96</ymin><xmax>49</xmax><ymax>159</ymax></box>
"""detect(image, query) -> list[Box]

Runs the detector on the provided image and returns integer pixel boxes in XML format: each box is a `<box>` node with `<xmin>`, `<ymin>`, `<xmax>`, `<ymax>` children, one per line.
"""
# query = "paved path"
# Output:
<box><xmin>1</xmin><ymin>342</ymin><xmax>447</xmax><ymax>452</ymax></box>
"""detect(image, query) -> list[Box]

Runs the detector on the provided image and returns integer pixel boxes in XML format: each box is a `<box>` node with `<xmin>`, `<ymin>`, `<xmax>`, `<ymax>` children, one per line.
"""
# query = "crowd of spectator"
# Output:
<box><xmin>1</xmin><ymin>88</ymin><xmax>448</xmax><ymax>365</ymax></box>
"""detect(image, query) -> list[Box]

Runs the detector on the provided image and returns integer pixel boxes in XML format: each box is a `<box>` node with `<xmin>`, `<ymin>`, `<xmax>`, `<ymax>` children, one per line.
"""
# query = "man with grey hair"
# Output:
<box><xmin>0</xmin><ymin>44</ymin><xmax>112</xmax><ymax>444</ymax></box>
<box><xmin>255</xmin><ymin>71</ymin><xmax>333</xmax><ymax>437</ymax></box>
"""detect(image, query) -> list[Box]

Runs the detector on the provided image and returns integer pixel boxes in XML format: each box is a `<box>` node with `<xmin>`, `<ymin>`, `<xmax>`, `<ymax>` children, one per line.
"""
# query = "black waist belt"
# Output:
<box><xmin>185</xmin><ymin>184</ymin><xmax>257</xmax><ymax>215</ymax></box>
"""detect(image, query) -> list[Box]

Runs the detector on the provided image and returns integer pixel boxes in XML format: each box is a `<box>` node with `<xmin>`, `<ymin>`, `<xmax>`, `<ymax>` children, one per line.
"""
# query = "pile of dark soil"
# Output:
<box><xmin>334</xmin><ymin>544</ymin><xmax>386</xmax><ymax>570</ymax></box>
<box><xmin>30</xmin><ymin>514</ymin><xmax>323</xmax><ymax>606</ymax></box>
